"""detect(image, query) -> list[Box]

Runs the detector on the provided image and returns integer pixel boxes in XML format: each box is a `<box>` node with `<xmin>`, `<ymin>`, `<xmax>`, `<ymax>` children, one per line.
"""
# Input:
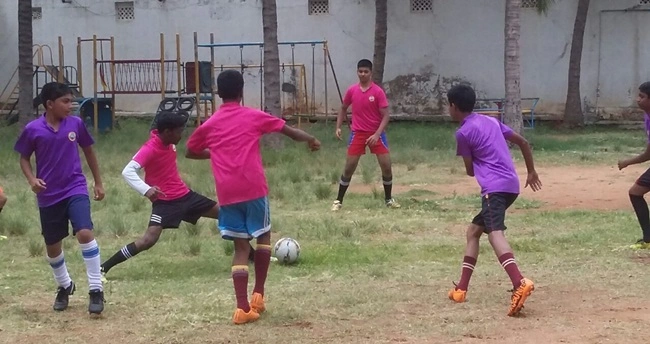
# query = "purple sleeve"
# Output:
<box><xmin>499</xmin><ymin>121</ymin><xmax>514</xmax><ymax>139</ymax></box>
<box><xmin>77</xmin><ymin>117</ymin><xmax>95</xmax><ymax>148</ymax></box>
<box><xmin>256</xmin><ymin>111</ymin><xmax>286</xmax><ymax>134</ymax></box>
<box><xmin>455</xmin><ymin>132</ymin><xmax>472</xmax><ymax>157</ymax></box>
<box><xmin>14</xmin><ymin>127</ymin><xmax>35</xmax><ymax>157</ymax></box>
<box><xmin>645</xmin><ymin>116</ymin><xmax>650</xmax><ymax>143</ymax></box>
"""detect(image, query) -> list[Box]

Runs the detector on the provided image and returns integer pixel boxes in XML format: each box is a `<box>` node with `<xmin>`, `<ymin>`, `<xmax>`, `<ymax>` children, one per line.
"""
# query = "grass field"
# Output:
<box><xmin>1</xmin><ymin>119</ymin><xmax>650</xmax><ymax>344</ymax></box>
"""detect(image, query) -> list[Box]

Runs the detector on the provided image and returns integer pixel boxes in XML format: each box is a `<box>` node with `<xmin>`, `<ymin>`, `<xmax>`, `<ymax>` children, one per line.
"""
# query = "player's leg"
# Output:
<box><xmin>246</xmin><ymin>196</ymin><xmax>272</xmax><ymax>314</ymax></box>
<box><xmin>0</xmin><ymin>186</ymin><xmax>7</xmax><ymax>213</ymax></box>
<box><xmin>373</xmin><ymin>133</ymin><xmax>400</xmax><ymax>208</ymax></box>
<box><xmin>449</xmin><ymin>217</ymin><xmax>483</xmax><ymax>303</ymax></box>
<box><xmin>68</xmin><ymin>195</ymin><xmax>104</xmax><ymax>315</ymax></box>
<box><xmin>629</xmin><ymin>169</ymin><xmax>650</xmax><ymax>248</ymax></box>
<box><xmin>483</xmin><ymin>193</ymin><xmax>533</xmax><ymax>316</ymax></box>
<box><xmin>40</xmin><ymin>199</ymin><xmax>75</xmax><ymax>311</ymax></box>
<box><xmin>218</xmin><ymin>203</ymin><xmax>259</xmax><ymax>324</ymax></box>
<box><xmin>332</xmin><ymin>132</ymin><xmax>364</xmax><ymax>211</ymax></box>
<box><xmin>101</xmin><ymin>225</ymin><xmax>164</xmax><ymax>275</ymax></box>
<box><xmin>189</xmin><ymin>191</ymin><xmax>256</xmax><ymax>262</ymax></box>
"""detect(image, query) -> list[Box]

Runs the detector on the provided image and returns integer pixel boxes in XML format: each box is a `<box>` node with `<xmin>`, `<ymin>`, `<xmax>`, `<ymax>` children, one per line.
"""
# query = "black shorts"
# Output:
<box><xmin>39</xmin><ymin>195</ymin><xmax>94</xmax><ymax>246</ymax></box>
<box><xmin>149</xmin><ymin>191</ymin><xmax>217</xmax><ymax>229</ymax></box>
<box><xmin>471</xmin><ymin>192</ymin><xmax>518</xmax><ymax>233</ymax></box>
<box><xmin>636</xmin><ymin>168</ymin><xmax>650</xmax><ymax>188</ymax></box>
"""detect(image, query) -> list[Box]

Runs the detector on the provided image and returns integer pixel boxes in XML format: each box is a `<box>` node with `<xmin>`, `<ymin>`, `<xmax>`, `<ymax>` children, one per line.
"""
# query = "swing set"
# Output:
<box><xmin>191</xmin><ymin>32</ymin><xmax>342</xmax><ymax>127</ymax></box>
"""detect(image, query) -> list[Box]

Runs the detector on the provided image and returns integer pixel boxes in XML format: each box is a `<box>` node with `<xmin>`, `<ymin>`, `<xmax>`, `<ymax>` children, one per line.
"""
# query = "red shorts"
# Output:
<box><xmin>347</xmin><ymin>131</ymin><xmax>389</xmax><ymax>156</ymax></box>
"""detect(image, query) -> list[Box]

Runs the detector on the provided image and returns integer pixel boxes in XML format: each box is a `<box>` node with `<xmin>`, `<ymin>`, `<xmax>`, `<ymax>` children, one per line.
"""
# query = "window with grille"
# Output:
<box><xmin>522</xmin><ymin>0</ymin><xmax>538</xmax><ymax>8</ymax></box>
<box><xmin>410</xmin><ymin>0</ymin><xmax>432</xmax><ymax>13</ymax></box>
<box><xmin>115</xmin><ymin>1</ymin><xmax>135</xmax><ymax>21</ymax></box>
<box><xmin>308</xmin><ymin>0</ymin><xmax>329</xmax><ymax>15</ymax></box>
<box><xmin>32</xmin><ymin>7</ymin><xmax>42</xmax><ymax>20</ymax></box>
<box><xmin>641</xmin><ymin>0</ymin><xmax>650</xmax><ymax>4</ymax></box>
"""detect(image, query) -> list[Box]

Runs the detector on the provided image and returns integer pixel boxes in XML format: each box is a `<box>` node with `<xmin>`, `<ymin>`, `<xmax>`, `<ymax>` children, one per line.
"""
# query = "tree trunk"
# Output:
<box><xmin>261</xmin><ymin>0</ymin><xmax>283</xmax><ymax>149</ymax></box>
<box><xmin>503</xmin><ymin>0</ymin><xmax>523</xmax><ymax>135</ymax></box>
<box><xmin>563</xmin><ymin>0</ymin><xmax>590</xmax><ymax>128</ymax></box>
<box><xmin>372</xmin><ymin>0</ymin><xmax>388</xmax><ymax>86</ymax></box>
<box><xmin>17</xmin><ymin>0</ymin><xmax>34</xmax><ymax>127</ymax></box>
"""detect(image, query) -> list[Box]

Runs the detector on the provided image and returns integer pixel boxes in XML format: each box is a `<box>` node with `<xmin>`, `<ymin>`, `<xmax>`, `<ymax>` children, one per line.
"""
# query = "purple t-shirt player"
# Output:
<box><xmin>455</xmin><ymin>113</ymin><xmax>520</xmax><ymax>196</ymax></box>
<box><xmin>645</xmin><ymin>113</ymin><xmax>650</xmax><ymax>143</ymax></box>
<box><xmin>14</xmin><ymin>114</ymin><xmax>94</xmax><ymax>208</ymax></box>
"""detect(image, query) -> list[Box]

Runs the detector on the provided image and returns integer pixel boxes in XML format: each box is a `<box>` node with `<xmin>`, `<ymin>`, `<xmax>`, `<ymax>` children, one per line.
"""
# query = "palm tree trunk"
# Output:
<box><xmin>372</xmin><ymin>0</ymin><xmax>388</xmax><ymax>86</ymax></box>
<box><xmin>563</xmin><ymin>0</ymin><xmax>590</xmax><ymax>127</ymax></box>
<box><xmin>261</xmin><ymin>0</ymin><xmax>283</xmax><ymax>148</ymax></box>
<box><xmin>18</xmin><ymin>0</ymin><xmax>34</xmax><ymax>126</ymax></box>
<box><xmin>504</xmin><ymin>0</ymin><xmax>523</xmax><ymax>134</ymax></box>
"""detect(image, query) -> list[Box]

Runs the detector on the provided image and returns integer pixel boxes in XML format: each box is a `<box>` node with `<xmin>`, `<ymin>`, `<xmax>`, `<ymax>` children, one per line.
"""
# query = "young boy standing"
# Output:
<box><xmin>446</xmin><ymin>84</ymin><xmax>542</xmax><ymax>316</ymax></box>
<box><xmin>186</xmin><ymin>70</ymin><xmax>320</xmax><ymax>325</ymax></box>
<box><xmin>14</xmin><ymin>82</ymin><xmax>105</xmax><ymax>314</ymax></box>
<box><xmin>100</xmin><ymin>112</ymin><xmax>255</xmax><ymax>276</ymax></box>
<box><xmin>332</xmin><ymin>59</ymin><xmax>400</xmax><ymax>211</ymax></box>
<box><xmin>618</xmin><ymin>82</ymin><xmax>650</xmax><ymax>249</ymax></box>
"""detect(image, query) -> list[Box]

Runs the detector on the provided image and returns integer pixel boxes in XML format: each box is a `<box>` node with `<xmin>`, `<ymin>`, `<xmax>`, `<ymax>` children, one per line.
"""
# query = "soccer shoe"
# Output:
<box><xmin>630</xmin><ymin>239</ymin><xmax>650</xmax><ymax>250</ymax></box>
<box><xmin>386</xmin><ymin>198</ymin><xmax>401</xmax><ymax>209</ymax></box>
<box><xmin>88</xmin><ymin>289</ymin><xmax>105</xmax><ymax>315</ymax></box>
<box><xmin>448</xmin><ymin>288</ymin><xmax>467</xmax><ymax>303</ymax></box>
<box><xmin>53</xmin><ymin>281</ymin><xmax>76</xmax><ymax>311</ymax></box>
<box><xmin>508</xmin><ymin>278</ymin><xmax>534</xmax><ymax>316</ymax></box>
<box><xmin>331</xmin><ymin>200</ymin><xmax>342</xmax><ymax>211</ymax></box>
<box><xmin>232</xmin><ymin>308</ymin><xmax>260</xmax><ymax>325</ymax></box>
<box><xmin>250</xmin><ymin>292</ymin><xmax>266</xmax><ymax>313</ymax></box>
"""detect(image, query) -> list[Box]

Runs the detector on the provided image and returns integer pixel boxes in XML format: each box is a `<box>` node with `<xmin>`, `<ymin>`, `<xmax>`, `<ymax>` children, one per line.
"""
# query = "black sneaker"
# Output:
<box><xmin>53</xmin><ymin>281</ymin><xmax>75</xmax><ymax>311</ymax></box>
<box><xmin>88</xmin><ymin>289</ymin><xmax>105</xmax><ymax>315</ymax></box>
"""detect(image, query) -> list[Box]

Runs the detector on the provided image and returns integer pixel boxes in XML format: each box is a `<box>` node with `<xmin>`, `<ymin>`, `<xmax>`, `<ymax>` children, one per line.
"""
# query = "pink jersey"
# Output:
<box><xmin>186</xmin><ymin>103</ymin><xmax>286</xmax><ymax>206</ymax></box>
<box><xmin>132</xmin><ymin>130</ymin><xmax>190</xmax><ymax>201</ymax></box>
<box><xmin>343</xmin><ymin>82</ymin><xmax>389</xmax><ymax>132</ymax></box>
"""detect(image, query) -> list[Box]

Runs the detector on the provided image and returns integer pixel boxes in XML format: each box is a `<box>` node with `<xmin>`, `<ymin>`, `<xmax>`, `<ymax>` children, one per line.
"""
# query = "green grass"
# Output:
<box><xmin>0</xmin><ymin>119</ymin><xmax>649</xmax><ymax>343</ymax></box>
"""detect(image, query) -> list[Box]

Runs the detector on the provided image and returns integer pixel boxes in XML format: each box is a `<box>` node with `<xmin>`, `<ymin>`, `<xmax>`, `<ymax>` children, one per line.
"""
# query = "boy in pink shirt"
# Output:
<box><xmin>100</xmin><ymin>111</ymin><xmax>254</xmax><ymax>276</ymax></box>
<box><xmin>333</xmin><ymin>59</ymin><xmax>400</xmax><ymax>211</ymax></box>
<box><xmin>186</xmin><ymin>70</ymin><xmax>320</xmax><ymax>325</ymax></box>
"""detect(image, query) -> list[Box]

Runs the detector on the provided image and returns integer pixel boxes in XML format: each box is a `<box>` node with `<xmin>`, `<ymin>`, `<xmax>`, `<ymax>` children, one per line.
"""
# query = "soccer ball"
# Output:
<box><xmin>273</xmin><ymin>237</ymin><xmax>301</xmax><ymax>264</ymax></box>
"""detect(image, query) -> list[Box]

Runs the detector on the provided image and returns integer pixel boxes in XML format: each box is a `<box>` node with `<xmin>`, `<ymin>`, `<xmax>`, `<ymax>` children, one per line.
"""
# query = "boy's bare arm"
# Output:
<box><xmin>82</xmin><ymin>146</ymin><xmax>105</xmax><ymax>200</ymax></box>
<box><xmin>185</xmin><ymin>148</ymin><xmax>211</xmax><ymax>160</ymax></box>
<box><xmin>462</xmin><ymin>156</ymin><xmax>474</xmax><ymax>177</ymax></box>
<box><xmin>506</xmin><ymin>132</ymin><xmax>542</xmax><ymax>191</ymax></box>
<box><xmin>335</xmin><ymin>104</ymin><xmax>349</xmax><ymax>140</ymax></box>
<box><xmin>619</xmin><ymin>143</ymin><xmax>650</xmax><ymax>169</ymax></box>
<box><xmin>280</xmin><ymin>125</ymin><xmax>320</xmax><ymax>151</ymax></box>
<box><xmin>19</xmin><ymin>155</ymin><xmax>46</xmax><ymax>193</ymax></box>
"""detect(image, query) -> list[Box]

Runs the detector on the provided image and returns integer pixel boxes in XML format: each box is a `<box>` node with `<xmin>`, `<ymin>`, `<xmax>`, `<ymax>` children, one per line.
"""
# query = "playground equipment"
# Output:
<box><xmin>192</xmin><ymin>32</ymin><xmax>342</xmax><ymax>127</ymax></box>
<box><xmin>75</xmin><ymin>33</ymin><xmax>183</xmax><ymax>133</ymax></box>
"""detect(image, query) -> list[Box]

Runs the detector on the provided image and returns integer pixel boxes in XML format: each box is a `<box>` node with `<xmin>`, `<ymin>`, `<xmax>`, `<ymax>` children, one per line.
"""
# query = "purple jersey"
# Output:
<box><xmin>14</xmin><ymin>114</ymin><xmax>94</xmax><ymax>207</ymax></box>
<box><xmin>645</xmin><ymin>113</ymin><xmax>650</xmax><ymax>143</ymax></box>
<box><xmin>455</xmin><ymin>113</ymin><xmax>520</xmax><ymax>196</ymax></box>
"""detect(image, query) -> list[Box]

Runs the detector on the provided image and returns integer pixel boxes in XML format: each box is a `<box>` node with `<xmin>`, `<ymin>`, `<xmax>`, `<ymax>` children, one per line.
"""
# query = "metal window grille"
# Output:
<box><xmin>32</xmin><ymin>7</ymin><xmax>43</xmax><ymax>20</ymax></box>
<box><xmin>308</xmin><ymin>0</ymin><xmax>329</xmax><ymax>15</ymax></box>
<box><xmin>410</xmin><ymin>0</ymin><xmax>432</xmax><ymax>13</ymax></box>
<box><xmin>522</xmin><ymin>0</ymin><xmax>537</xmax><ymax>8</ymax></box>
<box><xmin>641</xmin><ymin>0</ymin><xmax>650</xmax><ymax>5</ymax></box>
<box><xmin>116</xmin><ymin>1</ymin><xmax>135</xmax><ymax>21</ymax></box>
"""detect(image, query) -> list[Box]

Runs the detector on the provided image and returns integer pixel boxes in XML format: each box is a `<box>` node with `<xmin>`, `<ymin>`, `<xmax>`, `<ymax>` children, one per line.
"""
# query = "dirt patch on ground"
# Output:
<box><xmin>349</xmin><ymin>163</ymin><xmax>646</xmax><ymax>211</ymax></box>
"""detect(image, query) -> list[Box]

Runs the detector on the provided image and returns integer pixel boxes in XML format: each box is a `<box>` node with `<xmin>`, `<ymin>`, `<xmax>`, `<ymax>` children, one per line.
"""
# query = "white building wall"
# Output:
<box><xmin>0</xmin><ymin>0</ymin><xmax>649</xmax><ymax>119</ymax></box>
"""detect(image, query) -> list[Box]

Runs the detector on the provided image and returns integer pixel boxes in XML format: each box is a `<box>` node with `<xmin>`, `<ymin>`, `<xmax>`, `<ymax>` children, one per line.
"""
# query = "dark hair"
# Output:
<box><xmin>447</xmin><ymin>84</ymin><xmax>476</xmax><ymax>113</ymax></box>
<box><xmin>357</xmin><ymin>59</ymin><xmax>373</xmax><ymax>70</ymax></box>
<box><xmin>40</xmin><ymin>82</ymin><xmax>73</xmax><ymax>108</ymax></box>
<box><xmin>217</xmin><ymin>69</ymin><xmax>244</xmax><ymax>100</ymax></box>
<box><xmin>156</xmin><ymin>111</ymin><xmax>188</xmax><ymax>132</ymax></box>
<box><xmin>640</xmin><ymin>82</ymin><xmax>650</xmax><ymax>97</ymax></box>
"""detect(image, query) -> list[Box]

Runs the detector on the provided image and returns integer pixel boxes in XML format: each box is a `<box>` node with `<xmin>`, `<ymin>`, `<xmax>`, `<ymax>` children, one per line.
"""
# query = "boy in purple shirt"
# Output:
<box><xmin>618</xmin><ymin>82</ymin><xmax>650</xmax><ymax>249</ymax></box>
<box><xmin>446</xmin><ymin>84</ymin><xmax>542</xmax><ymax>316</ymax></box>
<box><xmin>14</xmin><ymin>82</ymin><xmax>106</xmax><ymax>315</ymax></box>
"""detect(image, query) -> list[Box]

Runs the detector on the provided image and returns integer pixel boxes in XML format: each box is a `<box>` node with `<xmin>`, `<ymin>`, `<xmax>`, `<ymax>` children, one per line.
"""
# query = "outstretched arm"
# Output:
<box><xmin>280</xmin><ymin>125</ymin><xmax>320</xmax><ymax>151</ymax></box>
<box><xmin>619</xmin><ymin>143</ymin><xmax>650</xmax><ymax>170</ymax></box>
<box><xmin>506</xmin><ymin>132</ymin><xmax>542</xmax><ymax>191</ymax></box>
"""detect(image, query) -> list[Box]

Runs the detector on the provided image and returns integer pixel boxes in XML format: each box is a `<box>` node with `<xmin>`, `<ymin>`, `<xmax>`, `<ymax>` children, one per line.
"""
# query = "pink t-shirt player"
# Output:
<box><xmin>343</xmin><ymin>82</ymin><xmax>389</xmax><ymax>133</ymax></box>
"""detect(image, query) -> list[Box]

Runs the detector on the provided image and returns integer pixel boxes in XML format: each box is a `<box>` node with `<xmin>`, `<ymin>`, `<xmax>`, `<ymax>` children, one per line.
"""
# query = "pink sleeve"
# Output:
<box><xmin>255</xmin><ymin>111</ymin><xmax>286</xmax><ymax>134</ymax></box>
<box><xmin>376</xmin><ymin>88</ymin><xmax>389</xmax><ymax>108</ymax></box>
<box><xmin>132</xmin><ymin>145</ymin><xmax>153</xmax><ymax>168</ymax></box>
<box><xmin>186</xmin><ymin>123</ymin><xmax>209</xmax><ymax>153</ymax></box>
<box><xmin>455</xmin><ymin>132</ymin><xmax>472</xmax><ymax>157</ymax></box>
<box><xmin>343</xmin><ymin>87</ymin><xmax>353</xmax><ymax>106</ymax></box>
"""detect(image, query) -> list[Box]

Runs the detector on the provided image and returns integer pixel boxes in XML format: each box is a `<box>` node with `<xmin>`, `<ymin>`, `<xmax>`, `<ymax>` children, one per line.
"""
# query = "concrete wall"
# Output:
<box><xmin>1</xmin><ymin>0</ymin><xmax>649</xmax><ymax>120</ymax></box>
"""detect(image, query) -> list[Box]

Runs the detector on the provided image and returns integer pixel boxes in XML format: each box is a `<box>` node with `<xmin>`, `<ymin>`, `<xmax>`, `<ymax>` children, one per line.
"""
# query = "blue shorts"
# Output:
<box><xmin>39</xmin><ymin>195</ymin><xmax>94</xmax><ymax>245</ymax></box>
<box><xmin>218</xmin><ymin>196</ymin><xmax>271</xmax><ymax>240</ymax></box>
